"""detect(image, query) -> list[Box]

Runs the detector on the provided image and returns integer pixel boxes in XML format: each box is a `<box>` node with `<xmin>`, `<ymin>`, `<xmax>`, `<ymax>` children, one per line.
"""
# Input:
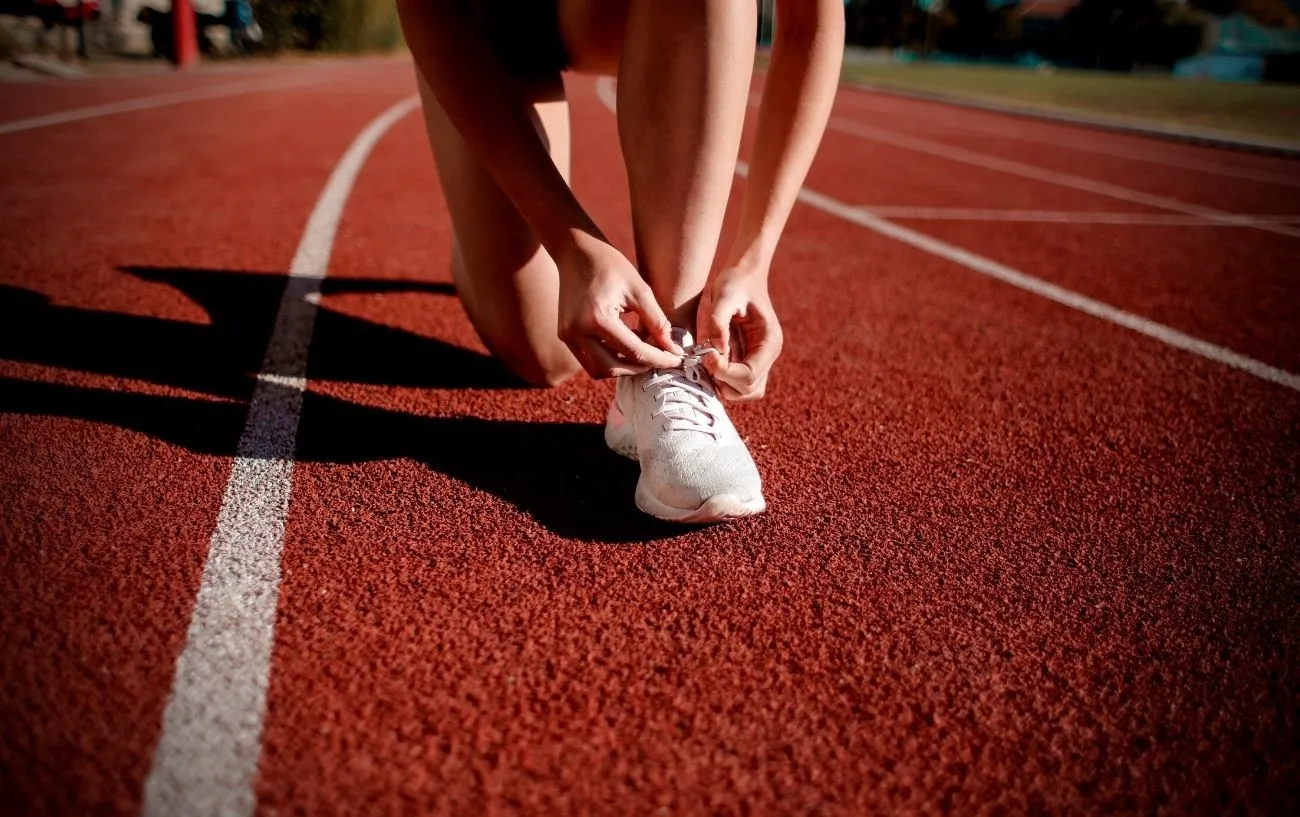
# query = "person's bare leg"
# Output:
<box><xmin>557</xmin><ymin>1</ymin><xmax>766</xmax><ymax>522</ymax></box>
<box><xmin>615</xmin><ymin>0</ymin><xmax>756</xmax><ymax>328</ymax></box>
<box><xmin>416</xmin><ymin>70</ymin><xmax>581</xmax><ymax>387</ymax></box>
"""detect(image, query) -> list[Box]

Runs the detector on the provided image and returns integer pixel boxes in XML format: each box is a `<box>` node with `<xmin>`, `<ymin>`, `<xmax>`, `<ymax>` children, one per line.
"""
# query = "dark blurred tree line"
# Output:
<box><xmin>252</xmin><ymin>0</ymin><xmax>401</xmax><ymax>52</ymax></box>
<box><xmin>1035</xmin><ymin>0</ymin><xmax>1205</xmax><ymax>69</ymax></box>
<box><xmin>844</xmin><ymin>0</ymin><xmax>1210</xmax><ymax>70</ymax></box>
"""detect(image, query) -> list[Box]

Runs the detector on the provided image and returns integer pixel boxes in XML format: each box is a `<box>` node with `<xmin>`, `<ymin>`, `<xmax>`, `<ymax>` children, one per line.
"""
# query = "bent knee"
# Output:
<box><xmin>520</xmin><ymin>358</ymin><xmax>582</xmax><ymax>389</ymax></box>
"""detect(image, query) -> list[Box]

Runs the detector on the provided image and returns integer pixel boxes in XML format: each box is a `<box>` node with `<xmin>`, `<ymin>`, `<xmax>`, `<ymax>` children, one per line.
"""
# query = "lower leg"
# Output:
<box><xmin>416</xmin><ymin>70</ymin><xmax>581</xmax><ymax>387</ymax></box>
<box><xmin>616</xmin><ymin>0</ymin><xmax>756</xmax><ymax>328</ymax></box>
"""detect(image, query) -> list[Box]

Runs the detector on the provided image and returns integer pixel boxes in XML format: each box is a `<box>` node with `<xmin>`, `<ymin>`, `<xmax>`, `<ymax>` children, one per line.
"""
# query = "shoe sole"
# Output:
<box><xmin>635</xmin><ymin>480</ymin><xmax>767</xmax><ymax>523</ymax></box>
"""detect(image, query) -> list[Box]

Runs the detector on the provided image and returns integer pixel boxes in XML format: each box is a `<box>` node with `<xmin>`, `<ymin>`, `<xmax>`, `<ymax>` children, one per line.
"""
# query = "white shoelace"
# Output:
<box><xmin>644</xmin><ymin>353</ymin><xmax>722</xmax><ymax>437</ymax></box>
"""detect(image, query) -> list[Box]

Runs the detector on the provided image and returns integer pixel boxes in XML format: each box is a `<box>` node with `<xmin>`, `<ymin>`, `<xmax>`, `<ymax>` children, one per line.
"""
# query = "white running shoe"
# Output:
<box><xmin>605</xmin><ymin>329</ymin><xmax>765</xmax><ymax>523</ymax></box>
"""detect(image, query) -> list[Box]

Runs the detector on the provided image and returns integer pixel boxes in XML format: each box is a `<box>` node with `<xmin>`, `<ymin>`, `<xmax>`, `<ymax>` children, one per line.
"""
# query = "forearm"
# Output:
<box><xmin>396</xmin><ymin>0</ymin><xmax>604</xmax><ymax>258</ymax></box>
<box><xmin>726</xmin><ymin>0</ymin><xmax>843</xmax><ymax>275</ymax></box>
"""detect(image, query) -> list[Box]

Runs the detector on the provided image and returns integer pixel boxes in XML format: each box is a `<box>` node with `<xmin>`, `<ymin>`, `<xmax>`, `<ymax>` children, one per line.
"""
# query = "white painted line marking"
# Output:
<box><xmin>855</xmin><ymin>207</ymin><xmax>1300</xmax><ymax>226</ymax></box>
<box><xmin>0</xmin><ymin>74</ymin><xmax>333</xmax><ymax>136</ymax></box>
<box><xmin>595</xmin><ymin>75</ymin><xmax>618</xmax><ymax>113</ymax></box>
<box><xmin>140</xmin><ymin>94</ymin><xmax>419</xmax><ymax>817</ymax></box>
<box><xmin>754</xmin><ymin>164</ymin><xmax>1299</xmax><ymax>392</ymax></box>
<box><xmin>836</xmin><ymin>91</ymin><xmax>1300</xmax><ymax>189</ymax></box>
<box><xmin>255</xmin><ymin>372</ymin><xmax>308</xmax><ymax>390</ymax></box>
<box><xmin>597</xmin><ymin>76</ymin><xmax>1298</xmax><ymax>390</ymax></box>
<box><xmin>826</xmin><ymin>116</ymin><xmax>1300</xmax><ymax>240</ymax></box>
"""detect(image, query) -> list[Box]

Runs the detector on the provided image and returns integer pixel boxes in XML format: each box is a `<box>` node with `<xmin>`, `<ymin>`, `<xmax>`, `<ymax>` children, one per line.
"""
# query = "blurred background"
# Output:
<box><xmin>1</xmin><ymin>0</ymin><xmax>1296</xmax><ymax>139</ymax></box>
<box><xmin>0</xmin><ymin>0</ymin><xmax>402</xmax><ymax>64</ymax></box>
<box><xmin>831</xmin><ymin>0</ymin><xmax>1299</xmax><ymax>80</ymax></box>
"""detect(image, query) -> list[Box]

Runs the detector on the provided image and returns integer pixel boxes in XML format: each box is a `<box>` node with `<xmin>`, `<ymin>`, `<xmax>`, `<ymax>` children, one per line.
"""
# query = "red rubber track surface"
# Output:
<box><xmin>2</xmin><ymin>61</ymin><xmax>1298</xmax><ymax>815</ymax></box>
<box><xmin>0</xmin><ymin>58</ymin><xmax>388</xmax><ymax>124</ymax></box>
<box><xmin>827</xmin><ymin>96</ymin><xmax>1300</xmax><ymax>215</ymax></box>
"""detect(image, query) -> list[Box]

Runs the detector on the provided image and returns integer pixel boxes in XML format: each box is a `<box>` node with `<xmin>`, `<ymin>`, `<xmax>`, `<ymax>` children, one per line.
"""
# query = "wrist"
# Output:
<box><xmin>551</xmin><ymin>226</ymin><xmax>609</xmax><ymax>276</ymax></box>
<box><xmin>723</xmin><ymin>239</ymin><xmax>775</xmax><ymax>279</ymax></box>
<box><xmin>719</xmin><ymin>250</ymin><xmax>772</xmax><ymax>283</ymax></box>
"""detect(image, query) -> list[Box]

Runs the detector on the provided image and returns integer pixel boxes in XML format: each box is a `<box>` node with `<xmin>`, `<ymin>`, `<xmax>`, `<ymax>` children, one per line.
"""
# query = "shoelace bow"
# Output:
<box><xmin>644</xmin><ymin>349</ymin><xmax>722</xmax><ymax>437</ymax></box>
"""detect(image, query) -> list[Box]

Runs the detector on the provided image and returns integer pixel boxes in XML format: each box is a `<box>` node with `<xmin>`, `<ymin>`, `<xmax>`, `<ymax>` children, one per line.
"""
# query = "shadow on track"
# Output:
<box><xmin>0</xmin><ymin>266</ymin><xmax>519</xmax><ymax>397</ymax></box>
<box><xmin>0</xmin><ymin>267</ymin><xmax>684</xmax><ymax>543</ymax></box>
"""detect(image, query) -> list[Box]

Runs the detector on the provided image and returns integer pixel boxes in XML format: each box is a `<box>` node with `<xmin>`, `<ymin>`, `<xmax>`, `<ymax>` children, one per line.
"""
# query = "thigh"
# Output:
<box><xmin>416</xmin><ymin>69</ymin><xmax>578</xmax><ymax>386</ymax></box>
<box><xmin>557</xmin><ymin>0</ymin><xmax>630</xmax><ymax>75</ymax></box>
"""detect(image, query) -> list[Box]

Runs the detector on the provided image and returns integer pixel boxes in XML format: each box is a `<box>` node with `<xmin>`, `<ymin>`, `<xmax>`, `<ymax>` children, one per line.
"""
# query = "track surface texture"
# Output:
<box><xmin>2</xmin><ymin>58</ymin><xmax>1298</xmax><ymax>816</ymax></box>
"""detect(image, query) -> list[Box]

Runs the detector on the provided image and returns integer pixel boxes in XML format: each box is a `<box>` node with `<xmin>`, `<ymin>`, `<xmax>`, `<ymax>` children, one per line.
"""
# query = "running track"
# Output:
<box><xmin>2</xmin><ymin>57</ymin><xmax>1298</xmax><ymax>815</ymax></box>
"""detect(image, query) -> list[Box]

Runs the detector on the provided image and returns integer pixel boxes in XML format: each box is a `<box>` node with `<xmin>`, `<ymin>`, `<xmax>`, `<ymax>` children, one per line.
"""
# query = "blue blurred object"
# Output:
<box><xmin>1172</xmin><ymin>14</ymin><xmax>1300</xmax><ymax>81</ymax></box>
<box><xmin>1173</xmin><ymin>53</ymin><xmax>1266</xmax><ymax>81</ymax></box>
<box><xmin>1214</xmin><ymin>14</ymin><xmax>1300</xmax><ymax>56</ymax></box>
<box><xmin>231</xmin><ymin>0</ymin><xmax>254</xmax><ymax>29</ymax></box>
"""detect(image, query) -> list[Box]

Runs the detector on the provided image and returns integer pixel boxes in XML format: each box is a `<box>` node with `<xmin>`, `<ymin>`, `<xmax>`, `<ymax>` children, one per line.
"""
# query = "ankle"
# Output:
<box><xmin>662</xmin><ymin>295</ymin><xmax>700</xmax><ymax>331</ymax></box>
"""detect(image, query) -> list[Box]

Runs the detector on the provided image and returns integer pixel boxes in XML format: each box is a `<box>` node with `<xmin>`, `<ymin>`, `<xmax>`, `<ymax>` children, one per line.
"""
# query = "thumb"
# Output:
<box><xmin>633</xmin><ymin>287</ymin><xmax>683</xmax><ymax>355</ymax></box>
<box><xmin>697</xmin><ymin>298</ymin><xmax>734</xmax><ymax>359</ymax></box>
<box><xmin>704</xmin><ymin>353</ymin><xmax>755</xmax><ymax>391</ymax></box>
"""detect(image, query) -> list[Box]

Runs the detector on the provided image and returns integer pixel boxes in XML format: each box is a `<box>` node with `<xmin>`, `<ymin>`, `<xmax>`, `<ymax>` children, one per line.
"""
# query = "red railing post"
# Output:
<box><xmin>172</xmin><ymin>0</ymin><xmax>199</xmax><ymax>69</ymax></box>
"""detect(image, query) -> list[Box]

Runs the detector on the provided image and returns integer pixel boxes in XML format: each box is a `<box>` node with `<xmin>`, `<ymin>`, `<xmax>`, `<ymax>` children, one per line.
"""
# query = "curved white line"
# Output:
<box><xmin>140</xmin><ymin>94</ymin><xmax>420</xmax><ymax>817</ymax></box>
<box><xmin>595</xmin><ymin>75</ymin><xmax>1297</xmax><ymax>390</ymax></box>
<box><xmin>827</xmin><ymin>116</ymin><xmax>1300</xmax><ymax>239</ymax></box>
<box><xmin>595</xmin><ymin>75</ymin><xmax>618</xmax><ymax>113</ymax></box>
<box><xmin>752</xmin><ymin>163</ymin><xmax>1300</xmax><ymax>392</ymax></box>
<box><xmin>0</xmin><ymin>74</ymin><xmax>333</xmax><ymax>136</ymax></box>
<box><xmin>836</xmin><ymin>91</ymin><xmax>1300</xmax><ymax>189</ymax></box>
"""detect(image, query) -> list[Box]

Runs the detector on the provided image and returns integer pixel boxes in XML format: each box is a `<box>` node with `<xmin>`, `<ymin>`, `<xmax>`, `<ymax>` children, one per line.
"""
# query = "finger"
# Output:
<box><xmin>587</xmin><ymin>335</ymin><xmax>655</xmax><ymax>379</ymax></box>
<box><xmin>595</xmin><ymin>313</ymin><xmax>682</xmax><ymax>369</ymax></box>
<box><xmin>741</xmin><ymin>328</ymin><xmax>782</xmax><ymax>383</ymax></box>
<box><xmin>706</xmin><ymin>334</ymin><xmax>781</xmax><ymax>394</ymax></box>
<box><xmin>630</xmin><ymin>288</ymin><xmax>683</xmax><ymax>355</ymax></box>
<box><xmin>700</xmin><ymin>349</ymin><xmax>730</xmax><ymax>378</ymax></box>
<box><xmin>731</xmin><ymin>374</ymin><xmax>769</xmax><ymax>402</ymax></box>
<box><xmin>712</xmin><ymin>369</ymin><xmax>768</xmax><ymax>402</ymax></box>
<box><xmin>574</xmin><ymin>339</ymin><xmax>649</xmax><ymax>379</ymax></box>
<box><xmin>715</xmin><ymin>308</ymin><xmax>782</xmax><ymax>380</ymax></box>
<box><xmin>697</xmin><ymin>299</ymin><xmax>736</xmax><ymax>359</ymax></box>
<box><xmin>708</xmin><ymin>357</ymin><xmax>758</xmax><ymax>393</ymax></box>
<box><xmin>714</xmin><ymin>379</ymin><xmax>745</xmax><ymax>402</ymax></box>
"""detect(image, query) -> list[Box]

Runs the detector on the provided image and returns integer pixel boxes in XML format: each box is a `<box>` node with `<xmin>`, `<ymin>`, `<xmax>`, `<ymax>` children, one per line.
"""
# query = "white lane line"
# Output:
<box><xmin>835</xmin><ymin>92</ymin><xmax>1300</xmax><ymax>189</ymax></box>
<box><xmin>596</xmin><ymin>76</ymin><xmax>1298</xmax><ymax>392</ymax></box>
<box><xmin>595</xmin><ymin>74</ymin><xmax>618</xmax><ymax>112</ymax></box>
<box><xmin>855</xmin><ymin>207</ymin><xmax>1300</xmax><ymax>226</ymax></box>
<box><xmin>0</xmin><ymin>73</ymin><xmax>334</xmax><ymax>136</ymax></box>
<box><xmin>826</xmin><ymin>116</ymin><xmax>1300</xmax><ymax>240</ymax></box>
<box><xmin>748</xmin><ymin>163</ymin><xmax>1299</xmax><ymax>392</ymax></box>
<box><xmin>140</xmin><ymin>94</ymin><xmax>420</xmax><ymax>817</ymax></box>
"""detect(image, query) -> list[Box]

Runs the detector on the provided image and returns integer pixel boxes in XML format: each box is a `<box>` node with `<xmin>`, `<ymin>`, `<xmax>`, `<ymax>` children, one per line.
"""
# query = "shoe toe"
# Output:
<box><xmin>642</xmin><ymin>441</ymin><xmax>762</xmax><ymax>511</ymax></box>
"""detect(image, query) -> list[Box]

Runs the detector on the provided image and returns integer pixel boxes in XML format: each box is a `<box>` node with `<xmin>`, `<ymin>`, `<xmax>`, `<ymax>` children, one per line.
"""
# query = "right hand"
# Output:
<box><xmin>556</xmin><ymin>235</ymin><xmax>683</xmax><ymax>378</ymax></box>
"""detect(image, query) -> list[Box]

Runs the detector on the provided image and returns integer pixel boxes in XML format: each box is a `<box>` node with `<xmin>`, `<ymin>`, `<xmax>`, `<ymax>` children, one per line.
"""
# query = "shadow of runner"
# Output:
<box><xmin>0</xmin><ymin>266</ymin><xmax>686</xmax><ymax>543</ymax></box>
<box><xmin>0</xmin><ymin>277</ymin><xmax>277</xmax><ymax>400</ymax></box>
<box><xmin>0</xmin><ymin>267</ymin><xmax>525</xmax><ymax>398</ymax></box>
<box><xmin>0</xmin><ymin>377</ymin><xmax>683</xmax><ymax>544</ymax></box>
<box><xmin>295</xmin><ymin>392</ymin><xmax>686</xmax><ymax>543</ymax></box>
<box><xmin>0</xmin><ymin>376</ymin><xmax>249</xmax><ymax>458</ymax></box>
<box><xmin>125</xmin><ymin>266</ymin><xmax>526</xmax><ymax>391</ymax></box>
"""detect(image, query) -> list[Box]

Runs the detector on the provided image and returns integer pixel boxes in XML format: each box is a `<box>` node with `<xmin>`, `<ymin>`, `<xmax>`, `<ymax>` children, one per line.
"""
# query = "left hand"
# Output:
<box><xmin>695</xmin><ymin>266</ymin><xmax>783</xmax><ymax>401</ymax></box>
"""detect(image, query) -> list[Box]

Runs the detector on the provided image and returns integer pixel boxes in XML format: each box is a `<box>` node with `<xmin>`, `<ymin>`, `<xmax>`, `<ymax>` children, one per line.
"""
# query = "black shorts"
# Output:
<box><xmin>477</xmin><ymin>0</ymin><xmax>570</xmax><ymax>78</ymax></box>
